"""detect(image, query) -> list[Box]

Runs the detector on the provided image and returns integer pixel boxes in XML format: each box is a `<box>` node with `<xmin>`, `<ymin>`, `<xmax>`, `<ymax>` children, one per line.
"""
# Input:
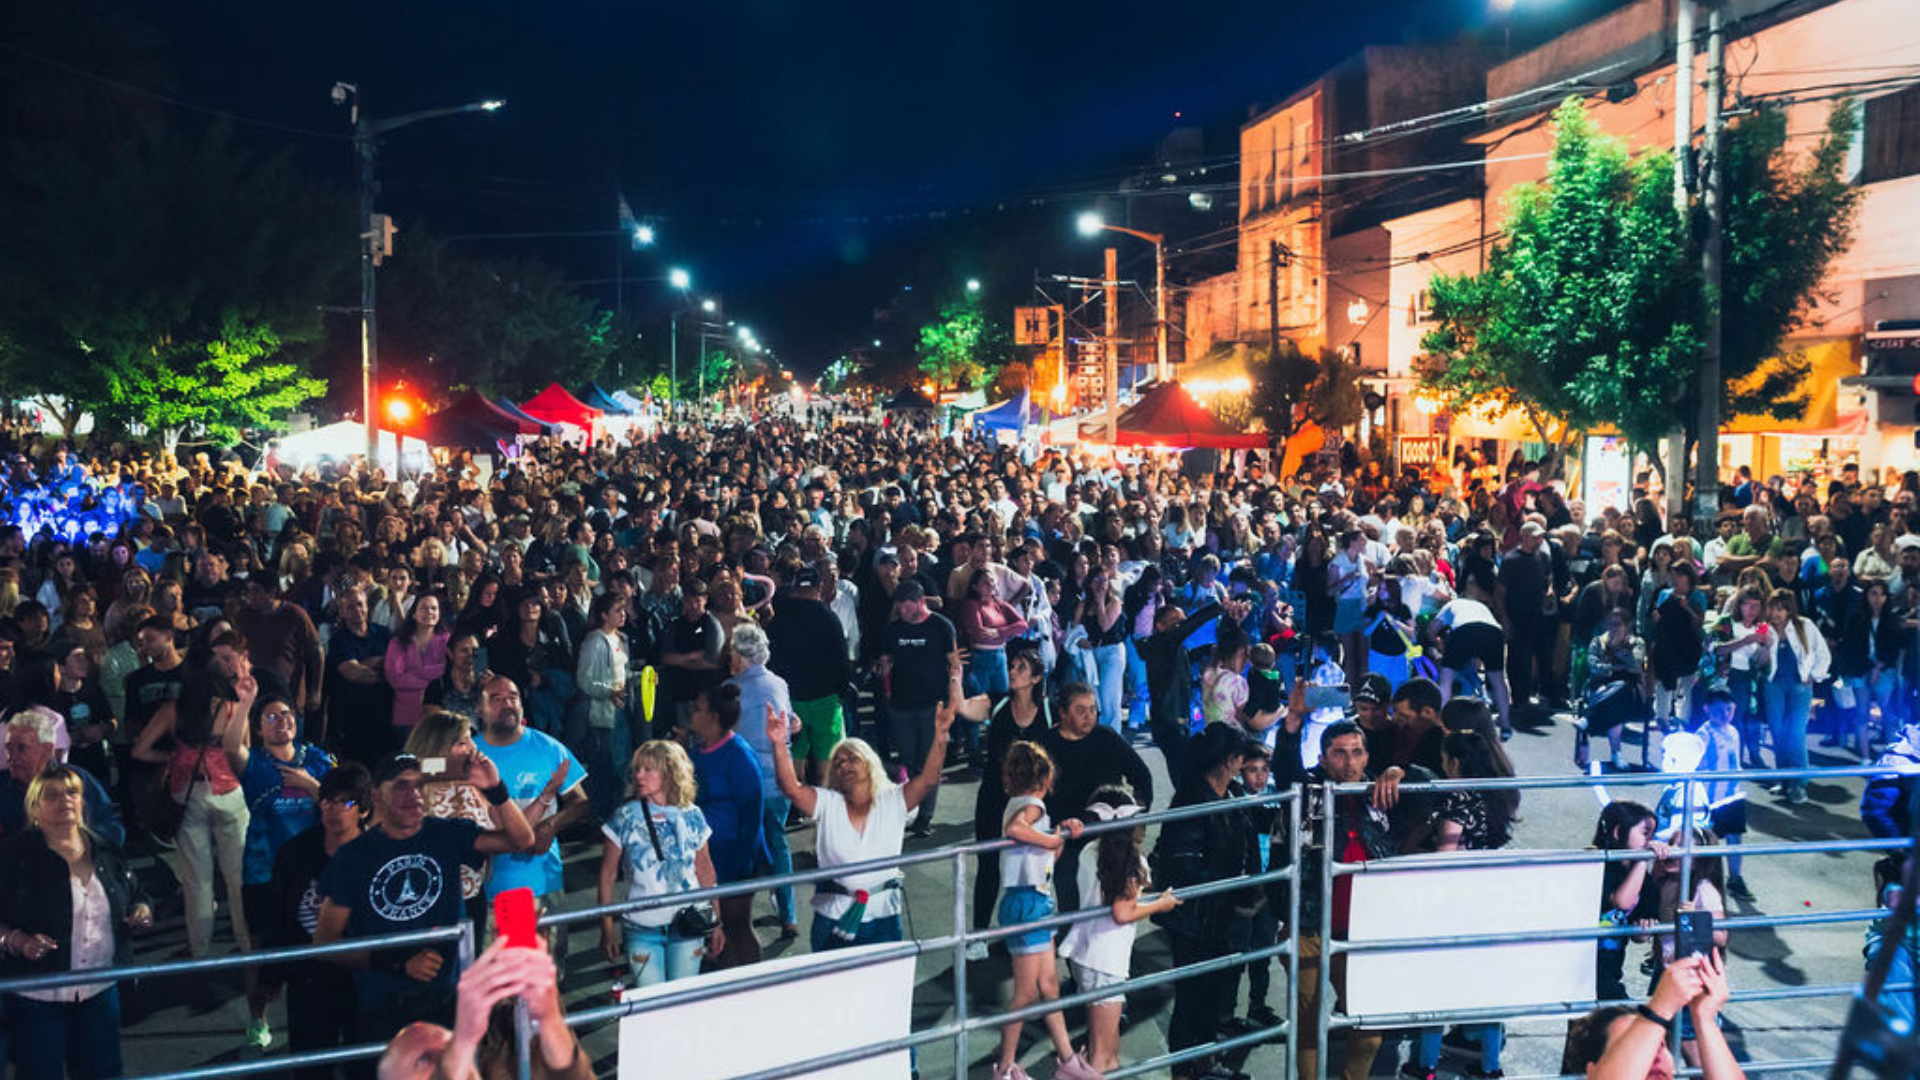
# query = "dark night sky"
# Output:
<box><xmin>15</xmin><ymin>0</ymin><xmax>1628</xmax><ymax>374</ymax></box>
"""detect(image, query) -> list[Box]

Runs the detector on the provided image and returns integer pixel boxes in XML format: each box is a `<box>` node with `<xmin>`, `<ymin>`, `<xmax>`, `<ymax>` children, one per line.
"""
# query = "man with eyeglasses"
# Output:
<box><xmin>314</xmin><ymin>751</ymin><xmax>534</xmax><ymax>1040</ymax></box>
<box><xmin>265</xmin><ymin>762</ymin><xmax>371</xmax><ymax>1080</ymax></box>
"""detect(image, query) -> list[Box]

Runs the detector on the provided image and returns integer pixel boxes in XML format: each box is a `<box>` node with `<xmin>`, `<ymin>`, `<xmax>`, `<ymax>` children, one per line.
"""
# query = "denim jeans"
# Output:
<box><xmin>1124</xmin><ymin>636</ymin><xmax>1150</xmax><ymax>727</ymax></box>
<box><xmin>1416</xmin><ymin>1023</ymin><xmax>1505</xmax><ymax>1073</ymax></box>
<box><xmin>1763</xmin><ymin>678</ymin><xmax>1814</xmax><ymax>797</ymax></box>
<box><xmin>967</xmin><ymin>647</ymin><xmax>1009</xmax><ymax>696</ymax></box>
<box><xmin>1092</xmin><ymin>643</ymin><xmax>1126</xmax><ymax>731</ymax></box>
<box><xmin>809</xmin><ymin>912</ymin><xmax>903</xmax><ymax>952</ymax></box>
<box><xmin>5</xmin><ymin>987</ymin><xmax>123</xmax><ymax>1080</ymax></box>
<box><xmin>760</xmin><ymin>793</ymin><xmax>796</xmax><ymax>925</ymax></box>
<box><xmin>621</xmin><ymin>923</ymin><xmax>704</xmax><ymax>988</ymax></box>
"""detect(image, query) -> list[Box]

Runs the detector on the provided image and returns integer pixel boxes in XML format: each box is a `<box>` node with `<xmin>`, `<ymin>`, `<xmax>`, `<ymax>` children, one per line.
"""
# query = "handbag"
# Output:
<box><xmin>147</xmin><ymin>748</ymin><xmax>205</xmax><ymax>843</ymax></box>
<box><xmin>640</xmin><ymin>798</ymin><xmax>719</xmax><ymax>940</ymax></box>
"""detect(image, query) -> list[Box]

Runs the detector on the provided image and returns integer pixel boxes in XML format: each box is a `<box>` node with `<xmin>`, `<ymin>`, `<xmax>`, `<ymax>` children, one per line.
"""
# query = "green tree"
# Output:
<box><xmin>108</xmin><ymin>316</ymin><xmax>325</xmax><ymax>451</ymax></box>
<box><xmin>1419</xmin><ymin>99</ymin><xmax>1696</xmax><ymax>455</ymax></box>
<box><xmin>378</xmin><ymin>236</ymin><xmax>611</xmax><ymax>398</ymax></box>
<box><xmin>916</xmin><ymin>298</ymin><xmax>1009</xmax><ymax>391</ymax></box>
<box><xmin>0</xmin><ymin>124</ymin><xmax>347</xmax><ymax>439</ymax></box>
<box><xmin>1247</xmin><ymin>341</ymin><xmax>1365</xmax><ymax>438</ymax></box>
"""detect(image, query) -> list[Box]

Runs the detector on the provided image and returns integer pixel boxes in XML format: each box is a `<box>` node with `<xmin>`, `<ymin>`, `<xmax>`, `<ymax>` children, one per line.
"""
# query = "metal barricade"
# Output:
<box><xmin>2</xmin><ymin>763</ymin><xmax>1908</xmax><ymax>1080</ymax></box>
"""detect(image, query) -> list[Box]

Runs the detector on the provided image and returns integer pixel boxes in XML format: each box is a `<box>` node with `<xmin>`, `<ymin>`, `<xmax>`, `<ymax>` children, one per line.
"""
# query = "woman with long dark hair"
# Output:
<box><xmin>385</xmin><ymin>592</ymin><xmax>449</xmax><ymax>735</ymax></box>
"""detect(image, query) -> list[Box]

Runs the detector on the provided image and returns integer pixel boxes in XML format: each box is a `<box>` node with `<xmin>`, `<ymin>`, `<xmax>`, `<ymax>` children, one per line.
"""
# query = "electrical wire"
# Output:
<box><xmin>0</xmin><ymin>38</ymin><xmax>347</xmax><ymax>141</ymax></box>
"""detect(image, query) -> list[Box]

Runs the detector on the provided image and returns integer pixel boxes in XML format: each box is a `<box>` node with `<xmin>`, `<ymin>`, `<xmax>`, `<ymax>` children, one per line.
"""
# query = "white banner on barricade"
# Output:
<box><xmin>617</xmin><ymin>943</ymin><xmax>916</xmax><ymax>1080</ymax></box>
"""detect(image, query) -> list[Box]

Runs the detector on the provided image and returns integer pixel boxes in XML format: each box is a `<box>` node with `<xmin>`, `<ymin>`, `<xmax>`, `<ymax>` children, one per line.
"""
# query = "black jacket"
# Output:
<box><xmin>765</xmin><ymin>596</ymin><xmax>851</xmax><ymax>701</ymax></box>
<box><xmin>1150</xmin><ymin>779</ymin><xmax>1262</xmax><ymax>943</ymax></box>
<box><xmin>0</xmin><ymin>829</ymin><xmax>149</xmax><ymax>975</ymax></box>
<box><xmin>1836</xmin><ymin>608</ymin><xmax>1905</xmax><ymax>679</ymax></box>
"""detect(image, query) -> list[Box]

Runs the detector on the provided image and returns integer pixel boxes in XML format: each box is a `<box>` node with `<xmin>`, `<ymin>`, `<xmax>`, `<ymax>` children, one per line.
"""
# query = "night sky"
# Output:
<box><xmin>10</xmin><ymin>0</ymin><xmax>1630</xmax><ymax>374</ymax></box>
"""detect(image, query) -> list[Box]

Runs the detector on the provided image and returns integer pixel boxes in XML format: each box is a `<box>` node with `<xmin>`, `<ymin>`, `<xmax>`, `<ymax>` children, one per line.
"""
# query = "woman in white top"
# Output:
<box><xmin>764</xmin><ymin>686</ymin><xmax>956</xmax><ymax>951</ymax></box>
<box><xmin>1758</xmin><ymin>588</ymin><xmax>1830</xmax><ymax>806</ymax></box>
<box><xmin>597</xmin><ymin>740</ymin><xmax>720</xmax><ymax>988</ymax></box>
<box><xmin>576</xmin><ymin>592</ymin><xmax>633</xmax><ymax>819</ymax></box>
<box><xmin>1328</xmin><ymin>528</ymin><xmax>1374</xmax><ymax>682</ymax></box>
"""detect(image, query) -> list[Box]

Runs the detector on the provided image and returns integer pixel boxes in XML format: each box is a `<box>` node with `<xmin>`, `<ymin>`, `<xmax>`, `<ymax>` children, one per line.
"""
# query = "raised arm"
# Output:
<box><xmin>765</xmin><ymin>704</ymin><xmax>817</xmax><ymax>817</ymax></box>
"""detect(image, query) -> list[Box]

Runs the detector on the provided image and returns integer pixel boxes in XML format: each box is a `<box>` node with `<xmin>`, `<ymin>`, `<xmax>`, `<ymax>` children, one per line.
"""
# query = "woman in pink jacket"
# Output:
<box><xmin>386</xmin><ymin>591</ymin><xmax>449</xmax><ymax>733</ymax></box>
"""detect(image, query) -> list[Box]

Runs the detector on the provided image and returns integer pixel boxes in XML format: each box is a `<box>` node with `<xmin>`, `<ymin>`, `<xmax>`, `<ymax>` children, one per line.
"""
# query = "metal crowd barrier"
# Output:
<box><xmin>0</xmin><ymin>764</ymin><xmax>1909</xmax><ymax>1080</ymax></box>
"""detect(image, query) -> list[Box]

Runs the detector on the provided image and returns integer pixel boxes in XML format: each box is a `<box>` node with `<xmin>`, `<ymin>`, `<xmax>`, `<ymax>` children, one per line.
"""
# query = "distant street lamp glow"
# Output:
<box><xmin>634</xmin><ymin>224</ymin><xmax>655</xmax><ymax>246</ymax></box>
<box><xmin>966</xmin><ymin>278</ymin><xmax>982</xmax><ymax>293</ymax></box>
<box><xmin>384</xmin><ymin>397</ymin><xmax>414</xmax><ymax>424</ymax></box>
<box><xmin>479</xmin><ymin>100</ymin><xmax>506</xmax><ymax>111</ymax></box>
<box><xmin>668</xmin><ymin>268</ymin><xmax>691</xmax><ymax>290</ymax></box>
<box><xmin>1076</xmin><ymin>212</ymin><xmax>1104</xmax><ymax>237</ymax></box>
<box><xmin>701</xmin><ymin>299</ymin><xmax>717</xmax><ymax>313</ymax></box>
<box><xmin>738</xmin><ymin>327</ymin><xmax>754</xmax><ymax>342</ymax></box>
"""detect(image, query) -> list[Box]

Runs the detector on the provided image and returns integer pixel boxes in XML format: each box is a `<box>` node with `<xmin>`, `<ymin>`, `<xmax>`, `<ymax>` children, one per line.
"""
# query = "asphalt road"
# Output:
<box><xmin>107</xmin><ymin>704</ymin><xmax>1892</xmax><ymax>1080</ymax></box>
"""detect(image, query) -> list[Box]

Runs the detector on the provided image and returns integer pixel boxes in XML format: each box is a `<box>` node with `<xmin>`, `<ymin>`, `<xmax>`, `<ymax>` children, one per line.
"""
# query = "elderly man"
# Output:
<box><xmin>314</xmin><ymin>752</ymin><xmax>533</xmax><ymax>1039</ymax></box>
<box><xmin>727</xmin><ymin>621</ymin><xmax>797</xmax><ymax>936</ymax></box>
<box><xmin>1</xmin><ymin>708</ymin><xmax>123</xmax><ymax>848</ymax></box>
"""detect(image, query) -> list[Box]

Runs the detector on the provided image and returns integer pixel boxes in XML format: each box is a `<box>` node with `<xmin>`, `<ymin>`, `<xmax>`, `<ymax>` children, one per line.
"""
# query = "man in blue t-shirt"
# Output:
<box><xmin>314</xmin><ymin>751</ymin><xmax>533</xmax><ymax>1038</ymax></box>
<box><xmin>473</xmin><ymin>673</ymin><xmax>589</xmax><ymax>902</ymax></box>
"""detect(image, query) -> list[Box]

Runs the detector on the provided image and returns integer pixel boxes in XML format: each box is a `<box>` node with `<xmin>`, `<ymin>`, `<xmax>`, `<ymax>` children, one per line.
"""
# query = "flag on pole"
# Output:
<box><xmin>617</xmin><ymin>191</ymin><xmax>637</xmax><ymax>233</ymax></box>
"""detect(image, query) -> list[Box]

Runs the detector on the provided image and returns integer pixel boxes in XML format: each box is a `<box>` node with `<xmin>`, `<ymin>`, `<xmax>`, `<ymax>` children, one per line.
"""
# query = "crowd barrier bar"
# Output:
<box><xmin>2</xmin><ymin>765</ymin><xmax>1905</xmax><ymax>1080</ymax></box>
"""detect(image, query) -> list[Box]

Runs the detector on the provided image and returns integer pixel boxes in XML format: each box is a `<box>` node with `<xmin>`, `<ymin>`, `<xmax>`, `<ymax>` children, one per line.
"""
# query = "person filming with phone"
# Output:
<box><xmin>313</xmin><ymin>751</ymin><xmax>534</xmax><ymax>1041</ymax></box>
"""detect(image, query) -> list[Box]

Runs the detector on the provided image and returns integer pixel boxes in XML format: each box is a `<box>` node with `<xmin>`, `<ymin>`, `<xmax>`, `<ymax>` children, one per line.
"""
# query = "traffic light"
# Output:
<box><xmin>369</xmin><ymin>213</ymin><xmax>397</xmax><ymax>266</ymax></box>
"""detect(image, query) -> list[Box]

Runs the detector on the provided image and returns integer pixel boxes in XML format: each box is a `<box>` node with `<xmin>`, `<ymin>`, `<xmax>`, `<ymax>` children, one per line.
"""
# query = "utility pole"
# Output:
<box><xmin>1691</xmin><ymin>1</ymin><xmax>1728</xmax><ymax>523</ymax></box>
<box><xmin>1105</xmin><ymin>246</ymin><xmax>1120</xmax><ymax>444</ymax></box>
<box><xmin>669</xmin><ymin>311</ymin><xmax>679</xmax><ymax>419</ymax></box>
<box><xmin>1153</xmin><ymin>236</ymin><xmax>1169</xmax><ymax>382</ymax></box>
<box><xmin>355</xmin><ymin>117</ymin><xmax>378</xmax><ymax>469</ymax></box>
<box><xmin>1268</xmin><ymin>239</ymin><xmax>1284</xmax><ymax>361</ymax></box>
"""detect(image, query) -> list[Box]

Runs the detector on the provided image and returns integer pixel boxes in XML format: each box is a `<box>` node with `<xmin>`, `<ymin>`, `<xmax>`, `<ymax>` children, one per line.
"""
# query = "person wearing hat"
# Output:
<box><xmin>312</xmin><ymin>751</ymin><xmax>535</xmax><ymax>1040</ymax></box>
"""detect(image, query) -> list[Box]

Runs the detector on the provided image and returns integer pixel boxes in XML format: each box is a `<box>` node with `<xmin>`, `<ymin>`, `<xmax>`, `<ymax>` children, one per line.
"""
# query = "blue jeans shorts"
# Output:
<box><xmin>998</xmin><ymin>885</ymin><xmax>1056</xmax><ymax>956</ymax></box>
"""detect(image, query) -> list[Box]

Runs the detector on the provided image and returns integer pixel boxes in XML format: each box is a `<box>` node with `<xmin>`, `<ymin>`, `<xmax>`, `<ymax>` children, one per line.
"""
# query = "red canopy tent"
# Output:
<box><xmin>415</xmin><ymin>391</ymin><xmax>546</xmax><ymax>449</ymax></box>
<box><xmin>1084</xmin><ymin>381</ymin><xmax>1269</xmax><ymax>450</ymax></box>
<box><xmin>519</xmin><ymin>383</ymin><xmax>602</xmax><ymax>431</ymax></box>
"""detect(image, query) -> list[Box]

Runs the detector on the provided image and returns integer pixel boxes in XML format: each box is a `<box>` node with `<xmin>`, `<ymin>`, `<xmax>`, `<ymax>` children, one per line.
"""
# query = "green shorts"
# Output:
<box><xmin>789</xmin><ymin>695</ymin><xmax>846</xmax><ymax>762</ymax></box>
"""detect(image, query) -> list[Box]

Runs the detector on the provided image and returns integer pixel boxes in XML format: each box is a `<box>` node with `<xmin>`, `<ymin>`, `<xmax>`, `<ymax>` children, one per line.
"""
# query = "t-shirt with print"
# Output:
<box><xmin>239</xmin><ymin>743</ymin><xmax>336</xmax><ymax>885</ymax></box>
<box><xmin>879</xmin><ymin>614</ymin><xmax>956</xmax><ymax>708</ymax></box>
<box><xmin>810</xmin><ymin>785</ymin><xmax>907</xmax><ymax>922</ymax></box>
<box><xmin>474</xmin><ymin>728</ymin><xmax>586</xmax><ymax>897</ymax></box>
<box><xmin>602</xmin><ymin>800</ymin><xmax>713</xmax><ymax>929</ymax></box>
<box><xmin>318</xmin><ymin>817</ymin><xmax>478</xmax><ymax>1010</ymax></box>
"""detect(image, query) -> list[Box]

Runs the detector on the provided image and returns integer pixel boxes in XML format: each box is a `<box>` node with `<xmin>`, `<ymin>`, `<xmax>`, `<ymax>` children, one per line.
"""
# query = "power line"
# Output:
<box><xmin>0</xmin><ymin>38</ymin><xmax>347</xmax><ymax>141</ymax></box>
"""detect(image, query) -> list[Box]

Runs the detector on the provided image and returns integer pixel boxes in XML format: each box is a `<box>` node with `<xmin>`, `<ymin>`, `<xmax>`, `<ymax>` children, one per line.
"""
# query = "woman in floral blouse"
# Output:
<box><xmin>597</xmin><ymin>740</ymin><xmax>721</xmax><ymax>987</ymax></box>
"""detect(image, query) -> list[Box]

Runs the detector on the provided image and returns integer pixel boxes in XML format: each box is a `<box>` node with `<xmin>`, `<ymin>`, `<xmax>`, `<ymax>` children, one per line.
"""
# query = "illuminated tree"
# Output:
<box><xmin>108</xmin><ymin>316</ymin><xmax>325</xmax><ymax>451</ymax></box>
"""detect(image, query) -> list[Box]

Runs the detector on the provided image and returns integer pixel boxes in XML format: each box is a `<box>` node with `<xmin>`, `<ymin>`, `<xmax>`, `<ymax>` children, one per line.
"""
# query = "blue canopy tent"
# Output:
<box><xmin>581</xmin><ymin>383</ymin><xmax>632</xmax><ymax>415</ymax></box>
<box><xmin>970</xmin><ymin>391</ymin><xmax>1046</xmax><ymax>436</ymax></box>
<box><xmin>496</xmin><ymin>397</ymin><xmax>561</xmax><ymax>435</ymax></box>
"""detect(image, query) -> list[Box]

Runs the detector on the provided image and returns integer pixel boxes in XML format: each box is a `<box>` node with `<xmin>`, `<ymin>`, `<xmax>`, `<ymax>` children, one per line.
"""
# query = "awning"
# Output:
<box><xmin>520</xmin><ymin>383</ymin><xmax>603</xmax><ymax>429</ymax></box>
<box><xmin>1081</xmin><ymin>380</ymin><xmax>1269</xmax><ymax>450</ymax></box>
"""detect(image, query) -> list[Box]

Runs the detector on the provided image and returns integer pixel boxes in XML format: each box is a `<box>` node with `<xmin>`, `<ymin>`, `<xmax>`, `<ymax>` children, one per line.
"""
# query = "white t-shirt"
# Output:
<box><xmin>1434</xmin><ymin>597</ymin><xmax>1501</xmax><ymax>631</ymax></box>
<box><xmin>1058</xmin><ymin>854</ymin><xmax>1146</xmax><ymax>978</ymax></box>
<box><xmin>1329</xmin><ymin>552</ymin><xmax>1369</xmax><ymax>601</ymax></box>
<box><xmin>810</xmin><ymin>785</ymin><xmax>907</xmax><ymax>921</ymax></box>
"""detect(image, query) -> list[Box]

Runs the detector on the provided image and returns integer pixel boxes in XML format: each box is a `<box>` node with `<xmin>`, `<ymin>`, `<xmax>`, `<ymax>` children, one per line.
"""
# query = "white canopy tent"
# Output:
<box><xmin>265</xmin><ymin>421</ymin><xmax>430</xmax><ymax>475</ymax></box>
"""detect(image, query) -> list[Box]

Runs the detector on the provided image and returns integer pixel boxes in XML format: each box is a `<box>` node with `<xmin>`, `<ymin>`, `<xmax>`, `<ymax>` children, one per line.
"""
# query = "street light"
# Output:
<box><xmin>701</xmin><ymin>298</ymin><xmax>717</xmax><ymax>314</ymax></box>
<box><xmin>633</xmin><ymin>224</ymin><xmax>655</xmax><ymax>247</ymax></box>
<box><xmin>668</xmin><ymin>267</ymin><xmax>691</xmax><ymax>290</ymax></box>
<box><xmin>1075</xmin><ymin>211</ymin><xmax>1169</xmax><ymax>383</ymax></box>
<box><xmin>668</xmin><ymin>269</ymin><xmax>692</xmax><ymax>417</ymax></box>
<box><xmin>966</xmin><ymin>278</ymin><xmax>982</xmax><ymax>294</ymax></box>
<box><xmin>334</xmin><ymin>83</ymin><xmax>504</xmax><ymax>466</ymax></box>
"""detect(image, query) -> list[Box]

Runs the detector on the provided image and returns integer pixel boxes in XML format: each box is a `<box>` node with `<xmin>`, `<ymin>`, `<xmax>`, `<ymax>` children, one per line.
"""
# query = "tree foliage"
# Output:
<box><xmin>108</xmin><ymin>317</ymin><xmax>325</xmax><ymax>450</ymax></box>
<box><xmin>1418</xmin><ymin>97</ymin><xmax>1860</xmax><ymax>453</ymax></box>
<box><xmin>1419</xmin><ymin>99</ymin><xmax>1696</xmax><ymax>449</ymax></box>
<box><xmin>1246</xmin><ymin>341</ymin><xmax>1366</xmax><ymax>437</ymax></box>
<box><xmin>916</xmin><ymin>298</ymin><xmax>1009</xmax><ymax>390</ymax></box>
<box><xmin>377</xmin><ymin>235</ymin><xmax>613</xmax><ymax>399</ymax></box>
<box><xmin>0</xmin><ymin>123</ymin><xmax>347</xmax><ymax>439</ymax></box>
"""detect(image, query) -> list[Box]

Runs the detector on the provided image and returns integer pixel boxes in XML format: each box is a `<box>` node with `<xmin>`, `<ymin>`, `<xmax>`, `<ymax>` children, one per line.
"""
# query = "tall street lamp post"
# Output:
<box><xmin>1077</xmin><ymin>213</ymin><xmax>1169</xmax><ymax>383</ymax></box>
<box><xmin>334</xmin><ymin>83</ymin><xmax>503</xmax><ymax>467</ymax></box>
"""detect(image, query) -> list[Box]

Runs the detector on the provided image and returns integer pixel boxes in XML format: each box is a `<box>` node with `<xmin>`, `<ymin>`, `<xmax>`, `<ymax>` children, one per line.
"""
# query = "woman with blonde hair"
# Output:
<box><xmin>597</xmin><ymin>740</ymin><xmax>721</xmax><ymax>987</ymax></box>
<box><xmin>404</xmin><ymin>711</ymin><xmax>495</xmax><ymax>924</ymax></box>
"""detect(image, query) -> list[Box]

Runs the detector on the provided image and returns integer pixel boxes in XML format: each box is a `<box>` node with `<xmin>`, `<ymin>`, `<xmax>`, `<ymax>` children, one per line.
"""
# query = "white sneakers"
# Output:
<box><xmin>1054</xmin><ymin>1051</ymin><xmax>1107</xmax><ymax>1080</ymax></box>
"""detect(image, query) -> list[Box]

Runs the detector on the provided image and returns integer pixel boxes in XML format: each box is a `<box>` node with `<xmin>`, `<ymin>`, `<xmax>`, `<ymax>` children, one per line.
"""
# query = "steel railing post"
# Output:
<box><xmin>1285</xmin><ymin>788</ymin><xmax>1303</xmax><ymax>1080</ymax></box>
<box><xmin>953</xmin><ymin>849</ymin><xmax>970</xmax><ymax>1080</ymax></box>
<box><xmin>1675</xmin><ymin>776</ymin><xmax>1697</xmax><ymax>1063</ymax></box>
<box><xmin>1319</xmin><ymin>780</ymin><xmax>1336</xmax><ymax>1080</ymax></box>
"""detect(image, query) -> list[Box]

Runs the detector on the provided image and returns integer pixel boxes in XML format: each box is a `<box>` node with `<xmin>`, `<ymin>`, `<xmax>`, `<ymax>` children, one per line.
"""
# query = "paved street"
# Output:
<box><xmin>112</xmin><ymin>704</ymin><xmax>1887</xmax><ymax>1080</ymax></box>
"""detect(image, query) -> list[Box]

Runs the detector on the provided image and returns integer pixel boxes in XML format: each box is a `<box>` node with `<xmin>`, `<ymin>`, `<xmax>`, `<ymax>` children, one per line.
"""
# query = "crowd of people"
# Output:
<box><xmin>0</xmin><ymin>415</ymin><xmax>1909</xmax><ymax>1080</ymax></box>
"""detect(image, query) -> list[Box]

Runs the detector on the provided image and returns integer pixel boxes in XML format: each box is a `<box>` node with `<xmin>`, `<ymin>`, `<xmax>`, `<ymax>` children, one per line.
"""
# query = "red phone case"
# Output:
<box><xmin>495</xmin><ymin>887</ymin><xmax>538</xmax><ymax>949</ymax></box>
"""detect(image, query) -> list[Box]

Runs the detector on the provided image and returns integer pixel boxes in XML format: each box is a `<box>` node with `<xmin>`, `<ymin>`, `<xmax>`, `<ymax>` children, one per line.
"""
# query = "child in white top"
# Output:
<box><xmin>1058</xmin><ymin>786</ymin><xmax>1181</xmax><ymax>1075</ymax></box>
<box><xmin>994</xmin><ymin>742</ymin><xmax>1096</xmax><ymax>1080</ymax></box>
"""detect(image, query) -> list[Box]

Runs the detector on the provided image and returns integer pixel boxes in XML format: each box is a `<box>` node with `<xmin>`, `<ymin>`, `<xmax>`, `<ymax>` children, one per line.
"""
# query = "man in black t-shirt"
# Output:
<box><xmin>876</xmin><ymin>580</ymin><xmax>957</xmax><ymax>834</ymax></box>
<box><xmin>314</xmin><ymin>752</ymin><xmax>533</xmax><ymax>1038</ymax></box>
<box><xmin>1496</xmin><ymin>522</ymin><xmax>1554</xmax><ymax>709</ymax></box>
<box><xmin>659</xmin><ymin>578</ymin><xmax>724</xmax><ymax>733</ymax></box>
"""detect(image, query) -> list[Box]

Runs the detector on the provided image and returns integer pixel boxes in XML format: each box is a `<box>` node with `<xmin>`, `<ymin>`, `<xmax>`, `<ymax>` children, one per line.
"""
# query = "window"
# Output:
<box><xmin>1862</xmin><ymin>84</ymin><xmax>1920</xmax><ymax>183</ymax></box>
